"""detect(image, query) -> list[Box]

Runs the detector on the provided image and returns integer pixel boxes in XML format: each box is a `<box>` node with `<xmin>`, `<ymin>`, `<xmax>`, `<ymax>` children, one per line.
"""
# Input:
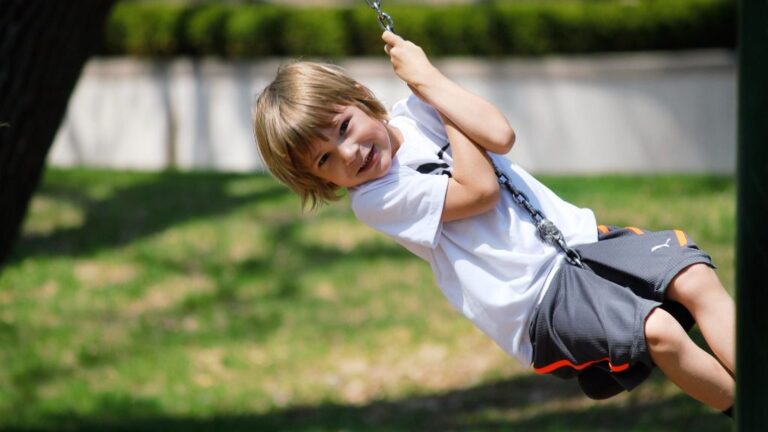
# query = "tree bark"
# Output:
<box><xmin>0</xmin><ymin>0</ymin><xmax>115</xmax><ymax>267</ymax></box>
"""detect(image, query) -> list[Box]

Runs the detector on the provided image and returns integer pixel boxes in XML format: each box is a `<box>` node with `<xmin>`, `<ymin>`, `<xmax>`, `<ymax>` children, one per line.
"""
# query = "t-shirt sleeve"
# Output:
<box><xmin>350</xmin><ymin>166</ymin><xmax>449</xmax><ymax>249</ymax></box>
<box><xmin>391</xmin><ymin>95</ymin><xmax>447</xmax><ymax>144</ymax></box>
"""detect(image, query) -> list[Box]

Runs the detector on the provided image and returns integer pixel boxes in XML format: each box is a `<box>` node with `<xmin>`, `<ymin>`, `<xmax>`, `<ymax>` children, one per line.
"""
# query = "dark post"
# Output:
<box><xmin>736</xmin><ymin>0</ymin><xmax>768</xmax><ymax>429</ymax></box>
<box><xmin>0</xmin><ymin>1</ymin><xmax>115</xmax><ymax>267</ymax></box>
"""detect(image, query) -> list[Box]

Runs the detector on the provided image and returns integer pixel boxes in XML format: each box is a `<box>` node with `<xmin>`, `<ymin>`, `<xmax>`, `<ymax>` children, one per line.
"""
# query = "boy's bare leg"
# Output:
<box><xmin>645</xmin><ymin>307</ymin><xmax>735</xmax><ymax>410</ymax></box>
<box><xmin>666</xmin><ymin>263</ymin><xmax>736</xmax><ymax>373</ymax></box>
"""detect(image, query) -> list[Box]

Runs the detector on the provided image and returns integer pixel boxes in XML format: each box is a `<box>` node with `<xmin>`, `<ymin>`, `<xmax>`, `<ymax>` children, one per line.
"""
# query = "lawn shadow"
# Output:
<box><xmin>10</xmin><ymin>171</ymin><xmax>289</xmax><ymax>262</ymax></box>
<box><xmin>2</xmin><ymin>170</ymin><xmax>417</xmax><ymax>422</ymax></box>
<box><xmin>3</xmin><ymin>372</ymin><xmax>730</xmax><ymax>432</ymax></box>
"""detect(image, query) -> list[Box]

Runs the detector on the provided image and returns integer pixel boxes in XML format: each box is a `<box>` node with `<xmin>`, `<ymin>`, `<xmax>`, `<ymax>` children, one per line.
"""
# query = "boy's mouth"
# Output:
<box><xmin>358</xmin><ymin>148</ymin><xmax>376</xmax><ymax>174</ymax></box>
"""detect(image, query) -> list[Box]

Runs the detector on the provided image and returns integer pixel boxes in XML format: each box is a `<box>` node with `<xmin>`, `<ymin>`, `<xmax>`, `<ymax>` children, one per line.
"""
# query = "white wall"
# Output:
<box><xmin>50</xmin><ymin>50</ymin><xmax>736</xmax><ymax>174</ymax></box>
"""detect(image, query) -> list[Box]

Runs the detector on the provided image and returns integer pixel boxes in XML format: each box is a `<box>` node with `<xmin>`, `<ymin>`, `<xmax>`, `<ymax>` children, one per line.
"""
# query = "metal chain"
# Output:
<box><xmin>365</xmin><ymin>0</ymin><xmax>395</xmax><ymax>33</ymax></box>
<box><xmin>494</xmin><ymin>166</ymin><xmax>584</xmax><ymax>268</ymax></box>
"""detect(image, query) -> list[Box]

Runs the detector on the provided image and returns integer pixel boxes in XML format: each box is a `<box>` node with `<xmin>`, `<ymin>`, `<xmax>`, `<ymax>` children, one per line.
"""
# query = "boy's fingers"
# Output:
<box><xmin>382</xmin><ymin>31</ymin><xmax>404</xmax><ymax>57</ymax></box>
<box><xmin>381</xmin><ymin>30</ymin><xmax>402</xmax><ymax>45</ymax></box>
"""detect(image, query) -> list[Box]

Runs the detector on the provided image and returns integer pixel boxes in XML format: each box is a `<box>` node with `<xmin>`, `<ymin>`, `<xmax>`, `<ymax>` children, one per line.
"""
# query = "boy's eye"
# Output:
<box><xmin>318</xmin><ymin>153</ymin><xmax>330</xmax><ymax>167</ymax></box>
<box><xmin>339</xmin><ymin>119</ymin><xmax>349</xmax><ymax>137</ymax></box>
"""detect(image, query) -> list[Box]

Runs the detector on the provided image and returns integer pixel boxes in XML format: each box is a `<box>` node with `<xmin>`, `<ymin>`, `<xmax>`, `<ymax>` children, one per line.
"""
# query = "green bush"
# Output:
<box><xmin>425</xmin><ymin>6</ymin><xmax>498</xmax><ymax>56</ymax></box>
<box><xmin>343</xmin><ymin>6</ymin><xmax>384</xmax><ymax>56</ymax></box>
<box><xmin>184</xmin><ymin>4</ymin><xmax>233</xmax><ymax>56</ymax></box>
<box><xmin>102</xmin><ymin>0</ymin><xmax>736</xmax><ymax>58</ymax></box>
<box><xmin>225</xmin><ymin>5</ymin><xmax>286</xmax><ymax>57</ymax></box>
<box><xmin>490</xmin><ymin>4</ymin><xmax>553</xmax><ymax>56</ymax></box>
<box><xmin>105</xmin><ymin>2</ymin><xmax>187</xmax><ymax>56</ymax></box>
<box><xmin>281</xmin><ymin>8</ymin><xmax>348</xmax><ymax>57</ymax></box>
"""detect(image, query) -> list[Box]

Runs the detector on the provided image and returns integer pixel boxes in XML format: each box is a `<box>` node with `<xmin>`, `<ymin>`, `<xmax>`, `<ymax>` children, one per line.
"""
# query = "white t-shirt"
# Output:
<box><xmin>349</xmin><ymin>95</ymin><xmax>598</xmax><ymax>366</ymax></box>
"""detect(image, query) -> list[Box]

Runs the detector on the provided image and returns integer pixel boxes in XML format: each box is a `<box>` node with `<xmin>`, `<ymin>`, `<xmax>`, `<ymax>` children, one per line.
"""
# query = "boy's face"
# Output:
<box><xmin>304</xmin><ymin>104</ymin><xmax>399</xmax><ymax>188</ymax></box>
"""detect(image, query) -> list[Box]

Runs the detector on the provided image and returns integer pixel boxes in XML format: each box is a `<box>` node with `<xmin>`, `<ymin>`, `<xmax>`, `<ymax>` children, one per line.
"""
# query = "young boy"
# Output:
<box><xmin>253</xmin><ymin>31</ymin><xmax>735</xmax><ymax>416</ymax></box>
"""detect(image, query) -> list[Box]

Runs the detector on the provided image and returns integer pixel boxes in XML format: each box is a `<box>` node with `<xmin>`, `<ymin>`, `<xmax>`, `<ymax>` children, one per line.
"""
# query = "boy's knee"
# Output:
<box><xmin>667</xmin><ymin>263</ymin><xmax>721</xmax><ymax>306</ymax></box>
<box><xmin>644</xmin><ymin>308</ymin><xmax>685</xmax><ymax>355</ymax></box>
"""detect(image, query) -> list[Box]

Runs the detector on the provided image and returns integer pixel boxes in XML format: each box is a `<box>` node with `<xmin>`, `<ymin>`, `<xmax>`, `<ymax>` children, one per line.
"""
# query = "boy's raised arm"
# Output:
<box><xmin>383</xmin><ymin>31</ymin><xmax>501</xmax><ymax>221</ymax></box>
<box><xmin>383</xmin><ymin>31</ymin><xmax>515</xmax><ymax>155</ymax></box>
<box><xmin>439</xmin><ymin>114</ymin><xmax>500</xmax><ymax>222</ymax></box>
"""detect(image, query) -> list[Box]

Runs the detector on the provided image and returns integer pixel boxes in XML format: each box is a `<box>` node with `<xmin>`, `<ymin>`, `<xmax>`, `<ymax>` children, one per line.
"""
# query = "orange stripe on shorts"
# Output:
<box><xmin>674</xmin><ymin>229</ymin><xmax>687</xmax><ymax>246</ymax></box>
<box><xmin>625</xmin><ymin>226</ymin><xmax>644</xmax><ymax>235</ymax></box>
<box><xmin>534</xmin><ymin>357</ymin><xmax>630</xmax><ymax>375</ymax></box>
<box><xmin>597</xmin><ymin>225</ymin><xmax>610</xmax><ymax>234</ymax></box>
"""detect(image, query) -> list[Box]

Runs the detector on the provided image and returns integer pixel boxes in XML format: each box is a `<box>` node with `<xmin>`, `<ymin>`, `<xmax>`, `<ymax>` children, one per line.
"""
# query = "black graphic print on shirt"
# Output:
<box><xmin>416</xmin><ymin>143</ymin><xmax>453</xmax><ymax>177</ymax></box>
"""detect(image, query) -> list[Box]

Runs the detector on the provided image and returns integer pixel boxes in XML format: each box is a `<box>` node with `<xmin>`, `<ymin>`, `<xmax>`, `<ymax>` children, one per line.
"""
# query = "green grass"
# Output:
<box><xmin>0</xmin><ymin>168</ymin><xmax>735</xmax><ymax>431</ymax></box>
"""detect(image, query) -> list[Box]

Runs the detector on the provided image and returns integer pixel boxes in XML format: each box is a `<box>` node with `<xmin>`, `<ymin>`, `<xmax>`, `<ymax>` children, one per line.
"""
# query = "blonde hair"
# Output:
<box><xmin>253</xmin><ymin>61</ymin><xmax>388</xmax><ymax>209</ymax></box>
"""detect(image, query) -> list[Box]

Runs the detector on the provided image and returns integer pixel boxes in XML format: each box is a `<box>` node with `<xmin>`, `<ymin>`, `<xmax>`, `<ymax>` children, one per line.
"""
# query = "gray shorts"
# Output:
<box><xmin>528</xmin><ymin>225</ymin><xmax>714</xmax><ymax>399</ymax></box>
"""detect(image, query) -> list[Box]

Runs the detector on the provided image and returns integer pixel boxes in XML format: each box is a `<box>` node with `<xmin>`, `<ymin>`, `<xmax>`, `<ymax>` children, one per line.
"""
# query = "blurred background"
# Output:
<box><xmin>51</xmin><ymin>0</ymin><xmax>736</xmax><ymax>174</ymax></box>
<box><xmin>0</xmin><ymin>0</ymin><xmax>737</xmax><ymax>430</ymax></box>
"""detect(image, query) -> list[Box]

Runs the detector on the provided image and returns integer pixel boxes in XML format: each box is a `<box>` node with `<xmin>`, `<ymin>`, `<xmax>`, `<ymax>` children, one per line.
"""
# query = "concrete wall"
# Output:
<box><xmin>50</xmin><ymin>50</ymin><xmax>736</xmax><ymax>174</ymax></box>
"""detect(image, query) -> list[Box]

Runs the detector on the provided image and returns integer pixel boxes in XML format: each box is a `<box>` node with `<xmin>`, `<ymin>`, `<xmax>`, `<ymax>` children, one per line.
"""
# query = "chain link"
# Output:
<box><xmin>365</xmin><ymin>0</ymin><xmax>395</xmax><ymax>33</ymax></box>
<box><xmin>494</xmin><ymin>167</ymin><xmax>584</xmax><ymax>268</ymax></box>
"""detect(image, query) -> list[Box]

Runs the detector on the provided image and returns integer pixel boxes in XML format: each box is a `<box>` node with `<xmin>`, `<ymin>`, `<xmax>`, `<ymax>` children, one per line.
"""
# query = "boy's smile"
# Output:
<box><xmin>305</xmin><ymin>104</ymin><xmax>402</xmax><ymax>188</ymax></box>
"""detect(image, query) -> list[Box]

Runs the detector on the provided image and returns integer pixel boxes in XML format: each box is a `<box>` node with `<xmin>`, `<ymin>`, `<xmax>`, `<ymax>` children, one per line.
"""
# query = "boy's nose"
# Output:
<box><xmin>338</xmin><ymin>141</ymin><xmax>359</xmax><ymax>165</ymax></box>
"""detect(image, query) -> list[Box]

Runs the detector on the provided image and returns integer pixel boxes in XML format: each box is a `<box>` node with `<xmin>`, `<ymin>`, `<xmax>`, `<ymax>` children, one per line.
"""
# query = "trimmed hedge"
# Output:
<box><xmin>102</xmin><ymin>0</ymin><xmax>736</xmax><ymax>58</ymax></box>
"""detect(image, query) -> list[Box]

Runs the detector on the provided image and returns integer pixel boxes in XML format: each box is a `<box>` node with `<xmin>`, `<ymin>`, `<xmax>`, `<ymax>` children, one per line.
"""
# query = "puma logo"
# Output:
<box><xmin>651</xmin><ymin>238</ymin><xmax>672</xmax><ymax>253</ymax></box>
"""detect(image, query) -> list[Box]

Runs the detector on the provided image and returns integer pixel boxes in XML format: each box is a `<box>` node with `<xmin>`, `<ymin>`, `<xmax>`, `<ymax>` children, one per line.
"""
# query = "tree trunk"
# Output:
<box><xmin>0</xmin><ymin>0</ymin><xmax>115</xmax><ymax>267</ymax></box>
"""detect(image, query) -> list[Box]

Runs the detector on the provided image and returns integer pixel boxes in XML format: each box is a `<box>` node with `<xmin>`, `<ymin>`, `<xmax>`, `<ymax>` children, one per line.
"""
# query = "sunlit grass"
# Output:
<box><xmin>0</xmin><ymin>168</ymin><xmax>734</xmax><ymax>431</ymax></box>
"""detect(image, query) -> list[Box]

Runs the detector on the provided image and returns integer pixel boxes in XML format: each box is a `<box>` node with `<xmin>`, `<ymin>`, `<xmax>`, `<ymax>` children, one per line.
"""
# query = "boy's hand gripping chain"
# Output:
<box><xmin>365</xmin><ymin>0</ymin><xmax>395</xmax><ymax>33</ymax></box>
<box><xmin>494</xmin><ymin>166</ymin><xmax>585</xmax><ymax>268</ymax></box>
